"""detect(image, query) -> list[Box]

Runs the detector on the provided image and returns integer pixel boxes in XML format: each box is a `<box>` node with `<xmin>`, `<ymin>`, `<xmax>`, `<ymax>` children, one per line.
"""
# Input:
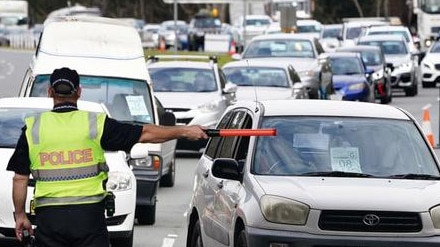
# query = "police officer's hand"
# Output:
<box><xmin>183</xmin><ymin>125</ymin><xmax>208</xmax><ymax>141</ymax></box>
<box><xmin>14</xmin><ymin>212</ymin><xmax>33</xmax><ymax>241</ymax></box>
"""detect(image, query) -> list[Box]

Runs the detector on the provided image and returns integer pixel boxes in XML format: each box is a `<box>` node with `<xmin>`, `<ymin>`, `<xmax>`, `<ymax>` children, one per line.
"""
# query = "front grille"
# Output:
<box><xmin>435</xmin><ymin>64</ymin><xmax>440</xmax><ymax>70</ymax></box>
<box><xmin>400</xmin><ymin>73</ymin><xmax>411</xmax><ymax>83</ymax></box>
<box><xmin>319</xmin><ymin>210</ymin><xmax>422</xmax><ymax>232</ymax></box>
<box><xmin>165</xmin><ymin>108</ymin><xmax>190</xmax><ymax>112</ymax></box>
<box><xmin>177</xmin><ymin>118</ymin><xmax>192</xmax><ymax>125</ymax></box>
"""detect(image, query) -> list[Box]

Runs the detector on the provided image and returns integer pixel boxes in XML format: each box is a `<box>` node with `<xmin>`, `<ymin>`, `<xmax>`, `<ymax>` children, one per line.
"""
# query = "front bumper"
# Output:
<box><xmin>390</xmin><ymin>67</ymin><xmax>414</xmax><ymax>88</ymax></box>
<box><xmin>133</xmin><ymin>174</ymin><xmax>160</xmax><ymax>206</ymax></box>
<box><xmin>421</xmin><ymin>66</ymin><xmax>440</xmax><ymax>83</ymax></box>
<box><xmin>247</xmin><ymin>226</ymin><xmax>440</xmax><ymax>247</ymax></box>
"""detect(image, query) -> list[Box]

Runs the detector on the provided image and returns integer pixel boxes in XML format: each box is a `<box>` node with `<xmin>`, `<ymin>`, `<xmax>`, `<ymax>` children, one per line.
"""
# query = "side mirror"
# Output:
<box><xmin>223</xmin><ymin>81</ymin><xmax>238</xmax><ymax>94</ymax></box>
<box><xmin>211</xmin><ymin>158</ymin><xmax>242</xmax><ymax>181</ymax></box>
<box><xmin>160</xmin><ymin>111</ymin><xmax>176</xmax><ymax>126</ymax></box>
<box><xmin>337</xmin><ymin>35</ymin><xmax>343</xmax><ymax>41</ymax></box>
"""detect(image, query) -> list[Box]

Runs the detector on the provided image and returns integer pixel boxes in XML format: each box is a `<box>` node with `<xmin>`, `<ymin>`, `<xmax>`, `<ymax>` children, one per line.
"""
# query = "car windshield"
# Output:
<box><xmin>346</xmin><ymin>26</ymin><xmax>362</xmax><ymax>39</ymax></box>
<box><xmin>252</xmin><ymin>117</ymin><xmax>439</xmax><ymax>178</ymax></box>
<box><xmin>224</xmin><ymin>67</ymin><xmax>289</xmax><ymax>87</ymax></box>
<box><xmin>297</xmin><ymin>24</ymin><xmax>321</xmax><ymax>33</ymax></box>
<box><xmin>330</xmin><ymin>57</ymin><xmax>363</xmax><ymax>75</ymax></box>
<box><xmin>30</xmin><ymin>75</ymin><xmax>155</xmax><ymax>124</ymax></box>
<box><xmin>430</xmin><ymin>42</ymin><xmax>440</xmax><ymax>53</ymax></box>
<box><xmin>245</xmin><ymin>19</ymin><xmax>271</xmax><ymax>26</ymax></box>
<box><xmin>322</xmin><ymin>27</ymin><xmax>341</xmax><ymax>39</ymax></box>
<box><xmin>193</xmin><ymin>18</ymin><xmax>221</xmax><ymax>28</ymax></box>
<box><xmin>243</xmin><ymin>39</ymin><xmax>315</xmax><ymax>58</ymax></box>
<box><xmin>0</xmin><ymin>108</ymin><xmax>46</xmax><ymax>148</ymax></box>
<box><xmin>360</xmin><ymin>50</ymin><xmax>382</xmax><ymax>66</ymax></box>
<box><xmin>359</xmin><ymin>40</ymin><xmax>407</xmax><ymax>55</ymax></box>
<box><xmin>149</xmin><ymin>68</ymin><xmax>218</xmax><ymax>92</ymax></box>
<box><xmin>368</xmin><ymin>30</ymin><xmax>410</xmax><ymax>42</ymax></box>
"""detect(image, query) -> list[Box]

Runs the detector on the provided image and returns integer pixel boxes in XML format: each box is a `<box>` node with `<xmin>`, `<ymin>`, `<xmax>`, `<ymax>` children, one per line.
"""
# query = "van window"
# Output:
<box><xmin>31</xmin><ymin>75</ymin><xmax>155</xmax><ymax>124</ymax></box>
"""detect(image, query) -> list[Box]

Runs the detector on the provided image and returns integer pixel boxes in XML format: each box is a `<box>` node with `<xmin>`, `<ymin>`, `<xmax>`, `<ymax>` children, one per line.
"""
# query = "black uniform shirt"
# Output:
<box><xmin>6</xmin><ymin>102</ymin><xmax>143</xmax><ymax>175</ymax></box>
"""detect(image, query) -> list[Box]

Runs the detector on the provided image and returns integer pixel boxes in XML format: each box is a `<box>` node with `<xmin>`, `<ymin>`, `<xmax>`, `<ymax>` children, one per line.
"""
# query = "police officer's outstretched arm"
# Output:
<box><xmin>12</xmin><ymin>173</ymin><xmax>33</xmax><ymax>241</ymax></box>
<box><xmin>138</xmin><ymin>124</ymin><xmax>208</xmax><ymax>143</ymax></box>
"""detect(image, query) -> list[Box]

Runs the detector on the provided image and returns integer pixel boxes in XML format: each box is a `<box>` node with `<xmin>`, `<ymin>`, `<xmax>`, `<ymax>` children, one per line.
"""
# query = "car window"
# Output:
<box><xmin>322</xmin><ymin>27</ymin><xmax>341</xmax><ymax>39</ymax></box>
<box><xmin>244</xmin><ymin>39</ymin><xmax>315</xmax><ymax>58</ymax></box>
<box><xmin>30</xmin><ymin>75</ymin><xmax>155</xmax><ymax>124</ymax></box>
<box><xmin>149</xmin><ymin>68</ymin><xmax>218</xmax><ymax>92</ymax></box>
<box><xmin>368</xmin><ymin>30</ymin><xmax>410</xmax><ymax>42</ymax></box>
<box><xmin>252</xmin><ymin>117</ymin><xmax>438</xmax><ymax>177</ymax></box>
<box><xmin>224</xmin><ymin>67</ymin><xmax>289</xmax><ymax>87</ymax></box>
<box><xmin>346</xmin><ymin>26</ymin><xmax>362</xmax><ymax>39</ymax></box>
<box><xmin>0</xmin><ymin>108</ymin><xmax>46</xmax><ymax>148</ymax></box>
<box><xmin>360</xmin><ymin>50</ymin><xmax>382</xmax><ymax>66</ymax></box>
<box><xmin>218</xmin><ymin>111</ymin><xmax>248</xmax><ymax>158</ymax></box>
<box><xmin>359</xmin><ymin>40</ymin><xmax>408</xmax><ymax>55</ymax></box>
<box><xmin>430</xmin><ymin>42</ymin><xmax>440</xmax><ymax>53</ymax></box>
<box><xmin>205</xmin><ymin>110</ymin><xmax>234</xmax><ymax>158</ymax></box>
<box><xmin>245</xmin><ymin>19</ymin><xmax>271</xmax><ymax>26</ymax></box>
<box><xmin>330</xmin><ymin>57</ymin><xmax>363</xmax><ymax>75</ymax></box>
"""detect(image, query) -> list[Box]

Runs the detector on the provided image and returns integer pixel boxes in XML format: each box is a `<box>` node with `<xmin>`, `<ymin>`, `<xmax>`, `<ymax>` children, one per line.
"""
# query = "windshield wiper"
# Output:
<box><xmin>386</xmin><ymin>174</ymin><xmax>440</xmax><ymax>180</ymax></box>
<box><xmin>299</xmin><ymin>171</ymin><xmax>374</xmax><ymax>177</ymax></box>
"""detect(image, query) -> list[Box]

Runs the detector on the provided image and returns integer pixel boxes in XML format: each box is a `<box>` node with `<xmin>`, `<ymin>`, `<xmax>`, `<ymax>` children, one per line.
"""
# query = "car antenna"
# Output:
<box><xmin>246</xmin><ymin>59</ymin><xmax>259</xmax><ymax>113</ymax></box>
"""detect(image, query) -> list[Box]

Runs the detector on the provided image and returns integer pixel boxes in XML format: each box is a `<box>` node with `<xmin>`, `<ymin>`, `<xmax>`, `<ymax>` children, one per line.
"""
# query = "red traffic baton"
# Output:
<box><xmin>204</xmin><ymin>128</ymin><xmax>277</xmax><ymax>137</ymax></box>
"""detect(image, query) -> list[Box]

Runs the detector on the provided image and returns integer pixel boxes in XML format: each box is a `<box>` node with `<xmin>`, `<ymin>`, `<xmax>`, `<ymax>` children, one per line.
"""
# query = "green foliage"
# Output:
<box><xmin>144</xmin><ymin>50</ymin><xmax>233</xmax><ymax>67</ymax></box>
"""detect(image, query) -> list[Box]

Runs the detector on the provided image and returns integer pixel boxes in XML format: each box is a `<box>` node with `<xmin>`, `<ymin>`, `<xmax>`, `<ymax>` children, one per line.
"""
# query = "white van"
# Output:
<box><xmin>18</xmin><ymin>16</ymin><xmax>177</xmax><ymax>241</ymax></box>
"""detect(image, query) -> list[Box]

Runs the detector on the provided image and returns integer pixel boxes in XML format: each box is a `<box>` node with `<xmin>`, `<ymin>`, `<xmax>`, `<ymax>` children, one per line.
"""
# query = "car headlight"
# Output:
<box><xmin>348</xmin><ymin>82</ymin><xmax>365</xmax><ymax>91</ymax></box>
<box><xmin>423</xmin><ymin>62</ymin><xmax>432</xmax><ymax>69</ymax></box>
<box><xmin>430</xmin><ymin>205</ymin><xmax>440</xmax><ymax>228</ymax></box>
<box><xmin>197</xmin><ymin>100</ymin><xmax>221</xmax><ymax>113</ymax></box>
<box><xmin>298</xmin><ymin>70</ymin><xmax>315</xmax><ymax>78</ymax></box>
<box><xmin>260</xmin><ymin>195</ymin><xmax>309</xmax><ymax>225</ymax></box>
<box><xmin>107</xmin><ymin>171</ymin><xmax>132</xmax><ymax>192</ymax></box>
<box><xmin>129</xmin><ymin>155</ymin><xmax>160</xmax><ymax>171</ymax></box>
<box><xmin>425</xmin><ymin>39</ymin><xmax>432</xmax><ymax>47</ymax></box>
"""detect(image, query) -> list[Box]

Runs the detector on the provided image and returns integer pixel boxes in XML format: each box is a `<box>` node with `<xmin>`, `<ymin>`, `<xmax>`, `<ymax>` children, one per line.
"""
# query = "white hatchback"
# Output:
<box><xmin>187</xmin><ymin>99</ymin><xmax>440</xmax><ymax>247</ymax></box>
<box><xmin>0</xmin><ymin>97</ymin><xmax>145</xmax><ymax>247</ymax></box>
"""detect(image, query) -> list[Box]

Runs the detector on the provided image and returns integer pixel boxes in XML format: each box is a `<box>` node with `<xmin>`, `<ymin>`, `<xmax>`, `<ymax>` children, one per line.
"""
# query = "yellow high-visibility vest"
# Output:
<box><xmin>25</xmin><ymin>110</ymin><xmax>108</xmax><ymax>208</ymax></box>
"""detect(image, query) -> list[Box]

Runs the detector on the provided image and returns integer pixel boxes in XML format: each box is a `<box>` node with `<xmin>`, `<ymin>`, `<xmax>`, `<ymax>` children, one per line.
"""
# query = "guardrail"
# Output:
<box><xmin>5</xmin><ymin>31</ymin><xmax>37</xmax><ymax>49</ymax></box>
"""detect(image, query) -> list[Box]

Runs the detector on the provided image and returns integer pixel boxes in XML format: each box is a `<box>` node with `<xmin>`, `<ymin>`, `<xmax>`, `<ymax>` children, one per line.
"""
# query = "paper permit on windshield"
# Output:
<box><xmin>330</xmin><ymin>147</ymin><xmax>361</xmax><ymax>173</ymax></box>
<box><xmin>125</xmin><ymin>95</ymin><xmax>150</xmax><ymax>117</ymax></box>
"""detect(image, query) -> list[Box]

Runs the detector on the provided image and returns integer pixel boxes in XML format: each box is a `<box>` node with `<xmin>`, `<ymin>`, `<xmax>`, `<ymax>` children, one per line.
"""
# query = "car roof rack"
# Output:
<box><xmin>146</xmin><ymin>55</ymin><xmax>218</xmax><ymax>64</ymax></box>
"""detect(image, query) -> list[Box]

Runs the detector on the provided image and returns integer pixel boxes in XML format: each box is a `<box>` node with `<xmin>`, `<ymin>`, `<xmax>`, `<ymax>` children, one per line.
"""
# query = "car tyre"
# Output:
<box><xmin>236</xmin><ymin>230</ymin><xmax>248</xmax><ymax>247</ymax></box>
<box><xmin>136</xmin><ymin>203</ymin><xmax>156</xmax><ymax>225</ymax></box>
<box><xmin>405</xmin><ymin>84</ymin><xmax>417</xmax><ymax>96</ymax></box>
<box><xmin>160</xmin><ymin>156</ymin><xmax>175</xmax><ymax>187</ymax></box>
<box><xmin>110</xmin><ymin>230</ymin><xmax>134</xmax><ymax>247</ymax></box>
<box><xmin>188</xmin><ymin>219</ymin><xmax>203</xmax><ymax>247</ymax></box>
<box><xmin>422</xmin><ymin>80</ymin><xmax>436</xmax><ymax>88</ymax></box>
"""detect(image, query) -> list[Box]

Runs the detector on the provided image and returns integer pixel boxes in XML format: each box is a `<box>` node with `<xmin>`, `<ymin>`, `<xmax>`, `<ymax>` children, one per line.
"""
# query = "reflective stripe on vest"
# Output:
<box><xmin>31</xmin><ymin>112</ymin><xmax>99</xmax><ymax>145</ymax></box>
<box><xmin>32</xmin><ymin>162</ymin><xmax>108</xmax><ymax>182</ymax></box>
<box><xmin>35</xmin><ymin>194</ymin><xmax>106</xmax><ymax>208</ymax></box>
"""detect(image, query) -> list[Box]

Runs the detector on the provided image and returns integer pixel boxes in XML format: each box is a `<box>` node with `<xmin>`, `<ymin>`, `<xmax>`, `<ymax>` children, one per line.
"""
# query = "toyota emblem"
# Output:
<box><xmin>363</xmin><ymin>214</ymin><xmax>380</xmax><ymax>226</ymax></box>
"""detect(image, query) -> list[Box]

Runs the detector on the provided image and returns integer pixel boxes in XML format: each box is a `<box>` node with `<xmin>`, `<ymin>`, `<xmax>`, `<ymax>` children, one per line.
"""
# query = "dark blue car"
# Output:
<box><xmin>329</xmin><ymin>52</ymin><xmax>375</xmax><ymax>102</ymax></box>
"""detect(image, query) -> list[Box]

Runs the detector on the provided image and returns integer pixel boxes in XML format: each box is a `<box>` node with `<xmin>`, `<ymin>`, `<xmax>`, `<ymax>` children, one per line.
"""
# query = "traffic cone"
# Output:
<box><xmin>159</xmin><ymin>37</ymin><xmax>166</xmax><ymax>52</ymax></box>
<box><xmin>229</xmin><ymin>40</ymin><xmax>236</xmax><ymax>56</ymax></box>
<box><xmin>422</xmin><ymin>106</ymin><xmax>435</xmax><ymax>147</ymax></box>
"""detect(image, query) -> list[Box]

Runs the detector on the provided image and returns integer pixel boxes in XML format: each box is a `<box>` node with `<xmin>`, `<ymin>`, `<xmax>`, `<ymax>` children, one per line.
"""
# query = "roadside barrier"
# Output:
<box><xmin>7</xmin><ymin>31</ymin><xmax>37</xmax><ymax>50</ymax></box>
<box><xmin>422</xmin><ymin>105</ymin><xmax>435</xmax><ymax>147</ymax></box>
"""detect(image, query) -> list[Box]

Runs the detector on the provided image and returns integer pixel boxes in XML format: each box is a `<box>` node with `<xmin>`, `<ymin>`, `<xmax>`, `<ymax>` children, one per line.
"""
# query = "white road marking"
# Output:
<box><xmin>161</xmin><ymin>234</ymin><xmax>177</xmax><ymax>247</ymax></box>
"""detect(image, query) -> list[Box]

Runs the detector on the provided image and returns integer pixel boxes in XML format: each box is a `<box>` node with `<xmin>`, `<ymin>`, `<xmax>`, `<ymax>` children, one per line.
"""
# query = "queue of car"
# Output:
<box><xmin>1</xmin><ymin>12</ymin><xmax>438</xmax><ymax>247</ymax></box>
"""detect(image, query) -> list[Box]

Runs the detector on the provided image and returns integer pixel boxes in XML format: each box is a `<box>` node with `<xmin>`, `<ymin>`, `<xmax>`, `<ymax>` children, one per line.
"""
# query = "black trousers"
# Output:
<box><xmin>35</xmin><ymin>201</ymin><xmax>109</xmax><ymax>247</ymax></box>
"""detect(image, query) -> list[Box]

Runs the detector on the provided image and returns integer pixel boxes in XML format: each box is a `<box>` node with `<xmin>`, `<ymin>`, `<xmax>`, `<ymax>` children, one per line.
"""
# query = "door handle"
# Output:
<box><xmin>202</xmin><ymin>170</ymin><xmax>209</xmax><ymax>178</ymax></box>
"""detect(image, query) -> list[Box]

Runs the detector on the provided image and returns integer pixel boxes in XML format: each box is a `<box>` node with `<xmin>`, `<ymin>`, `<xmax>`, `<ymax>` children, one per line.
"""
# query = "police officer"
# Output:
<box><xmin>7</xmin><ymin>67</ymin><xmax>208</xmax><ymax>247</ymax></box>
